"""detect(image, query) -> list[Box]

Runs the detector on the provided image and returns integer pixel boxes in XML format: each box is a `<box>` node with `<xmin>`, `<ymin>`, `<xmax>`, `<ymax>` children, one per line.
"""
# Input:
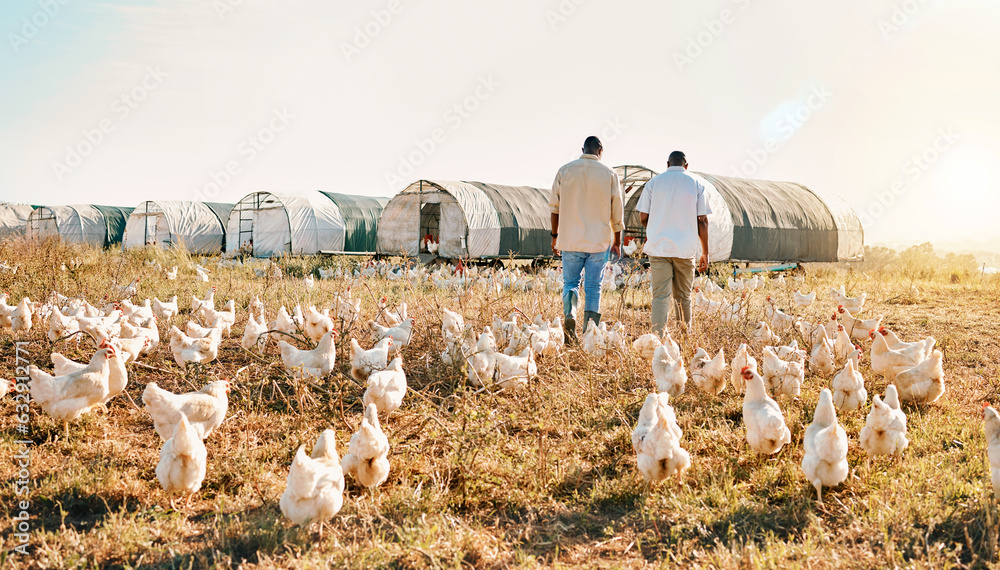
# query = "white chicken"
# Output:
<box><xmin>185</xmin><ymin>319</ymin><xmax>222</xmax><ymax>339</ymax></box>
<box><xmin>834</xmin><ymin>325</ymin><xmax>854</xmax><ymax>363</ymax></box>
<box><xmin>350</xmin><ymin>337</ymin><xmax>392</xmax><ymax>382</ymax></box>
<box><xmin>48</xmin><ymin>339</ymin><xmax>133</xmax><ymax>407</ymax></box>
<box><xmin>870</xmin><ymin>329</ymin><xmax>933</xmax><ymax>380</ymax></box>
<box><xmin>142</xmin><ymin>380</ymin><xmax>231</xmax><ymax>440</ymax></box>
<box><xmin>466</xmin><ymin>328</ymin><xmax>497</xmax><ymax>387</ymax></box>
<box><xmin>798</xmin><ymin>318</ymin><xmax>827</xmax><ymax>348</ymax></box>
<box><xmin>29</xmin><ymin>345</ymin><xmax>115</xmax><ymax>434</ymax></box>
<box><xmin>242</xmin><ymin>312</ymin><xmax>268</xmax><ymax>352</ymax></box>
<box><xmin>165</xmin><ymin>266</ymin><xmax>178</xmax><ymax>280</ymax></box>
<box><xmin>201</xmin><ymin>300</ymin><xmax>236</xmax><ymax>337</ymax></box>
<box><xmin>335</xmin><ymin>292</ymin><xmax>361</xmax><ymax>325</ymax></box>
<box><xmin>302</xmin><ymin>305</ymin><xmax>334</xmax><ymax>344</ymax></box>
<box><xmin>761</xmin><ymin>346</ymin><xmax>804</xmax><ymax>399</ymax></box>
<box><xmin>369</xmin><ymin>318</ymin><xmax>414</xmax><ymax>355</ymax></box>
<box><xmin>859</xmin><ymin>384</ymin><xmax>908</xmax><ymax>464</ymax></box>
<box><xmin>838</xmin><ymin>305</ymin><xmax>882</xmax><ymax>342</ymax></box>
<box><xmin>156</xmin><ymin>414</ymin><xmax>208</xmax><ymax>508</ymax></box>
<box><xmin>581</xmin><ymin>320</ymin><xmax>609</xmax><ymax>358</ymax></box>
<box><xmin>441</xmin><ymin>307</ymin><xmax>465</xmax><ymax>337</ymax></box>
<box><xmin>11</xmin><ymin>297</ymin><xmax>32</xmax><ymax>334</ymax></box>
<box><xmin>0</xmin><ymin>294</ymin><xmax>14</xmax><ymax>329</ymax></box>
<box><xmin>195</xmin><ymin>265</ymin><xmax>210</xmax><ymax>282</ymax></box>
<box><xmin>47</xmin><ymin>305</ymin><xmax>79</xmax><ymax>342</ymax></box>
<box><xmin>878</xmin><ymin>327</ymin><xmax>935</xmax><ymax>359</ymax></box>
<box><xmin>893</xmin><ymin>350</ymin><xmax>945</xmax><ymax>403</ymax></box>
<box><xmin>492</xmin><ymin>345</ymin><xmax>536</xmax><ymax>390</ymax></box>
<box><xmin>801</xmin><ymin>388</ymin><xmax>849</xmax><ymax>504</ymax></box>
<box><xmin>632</xmin><ymin>333</ymin><xmax>663</xmax><ymax>361</ymax></box>
<box><xmin>753</xmin><ymin>321</ymin><xmax>780</xmax><ymax>347</ymax></box>
<box><xmin>341</xmin><ymin>403</ymin><xmax>391</xmax><ymax>489</ymax></box>
<box><xmin>280</xmin><ymin>430</ymin><xmax>345</xmax><ymax>531</ymax></box>
<box><xmin>831</xmin><ymin>287</ymin><xmax>866</xmax><ymax>313</ymax></box>
<box><xmin>652</xmin><ymin>345</ymin><xmax>686</xmax><ymax>398</ymax></box>
<box><xmin>690</xmin><ymin>347</ymin><xmax>727</xmax><ymax>395</ymax></box>
<box><xmin>631</xmin><ymin>392</ymin><xmax>690</xmax><ymax>485</ymax></box>
<box><xmin>362</xmin><ymin>357</ymin><xmax>407</xmax><ymax>415</ymax></box>
<box><xmin>191</xmin><ymin>287</ymin><xmax>216</xmax><ymax>317</ymax></box>
<box><xmin>831</xmin><ymin>358</ymin><xmax>867</xmax><ymax>413</ymax></box>
<box><xmin>379</xmin><ymin>297</ymin><xmax>407</xmax><ymax>327</ymax></box>
<box><xmin>278</xmin><ymin>330</ymin><xmax>338</xmax><ymax>379</ymax></box>
<box><xmin>764</xmin><ymin>297</ymin><xmax>795</xmax><ymax>330</ymax></box>
<box><xmin>983</xmin><ymin>403</ymin><xmax>1000</xmax><ymax>500</ymax></box>
<box><xmin>741</xmin><ymin>366</ymin><xmax>791</xmax><ymax>455</ymax></box>
<box><xmin>168</xmin><ymin>325</ymin><xmax>222</xmax><ymax>370</ymax></box>
<box><xmin>809</xmin><ymin>327</ymin><xmax>837</xmax><ymax>377</ymax></box>
<box><xmin>270</xmin><ymin>306</ymin><xmax>297</xmax><ymax>336</ymax></box>
<box><xmin>605</xmin><ymin>321</ymin><xmax>626</xmax><ymax>351</ymax></box>
<box><xmin>152</xmin><ymin>296</ymin><xmax>178</xmax><ymax>322</ymax></box>
<box><xmin>730</xmin><ymin>343</ymin><xmax>757</xmax><ymax>394</ymax></box>
<box><xmin>793</xmin><ymin>290</ymin><xmax>816</xmax><ymax>308</ymax></box>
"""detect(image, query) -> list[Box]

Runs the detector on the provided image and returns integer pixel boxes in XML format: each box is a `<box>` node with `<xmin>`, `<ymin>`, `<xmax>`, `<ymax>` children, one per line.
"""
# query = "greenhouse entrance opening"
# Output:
<box><xmin>420</xmin><ymin>202</ymin><xmax>440</xmax><ymax>253</ymax></box>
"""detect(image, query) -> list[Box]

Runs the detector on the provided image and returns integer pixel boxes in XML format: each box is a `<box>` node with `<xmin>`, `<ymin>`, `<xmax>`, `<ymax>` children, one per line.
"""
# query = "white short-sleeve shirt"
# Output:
<box><xmin>636</xmin><ymin>166</ymin><xmax>712</xmax><ymax>259</ymax></box>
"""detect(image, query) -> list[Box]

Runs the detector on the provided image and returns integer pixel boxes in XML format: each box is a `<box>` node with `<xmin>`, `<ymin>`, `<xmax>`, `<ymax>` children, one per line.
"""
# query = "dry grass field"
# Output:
<box><xmin>0</xmin><ymin>237</ymin><xmax>998</xmax><ymax>569</ymax></box>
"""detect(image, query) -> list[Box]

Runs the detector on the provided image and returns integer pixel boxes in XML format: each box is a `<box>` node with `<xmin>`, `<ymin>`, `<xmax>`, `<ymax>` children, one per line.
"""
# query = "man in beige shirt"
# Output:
<box><xmin>549</xmin><ymin>136</ymin><xmax>625</xmax><ymax>342</ymax></box>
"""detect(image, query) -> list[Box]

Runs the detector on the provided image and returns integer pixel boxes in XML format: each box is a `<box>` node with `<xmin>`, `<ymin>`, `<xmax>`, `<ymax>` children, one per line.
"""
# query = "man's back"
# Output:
<box><xmin>549</xmin><ymin>155</ymin><xmax>623</xmax><ymax>254</ymax></box>
<box><xmin>637</xmin><ymin>167</ymin><xmax>711</xmax><ymax>259</ymax></box>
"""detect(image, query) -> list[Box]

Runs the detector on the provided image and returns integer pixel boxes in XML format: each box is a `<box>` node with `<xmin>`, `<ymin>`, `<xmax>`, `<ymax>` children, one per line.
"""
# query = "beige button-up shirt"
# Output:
<box><xmin>549</xmin><ymin>154</ymin><xmax>625</xmax><ymax>253</ymax></box>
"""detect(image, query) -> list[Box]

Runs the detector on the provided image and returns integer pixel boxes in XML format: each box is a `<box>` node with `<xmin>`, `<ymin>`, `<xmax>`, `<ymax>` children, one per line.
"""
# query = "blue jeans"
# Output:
<box><xmin>562</xmin><ymin>250</ymin><xmax>609</xmax><ymax>318</ymax></box>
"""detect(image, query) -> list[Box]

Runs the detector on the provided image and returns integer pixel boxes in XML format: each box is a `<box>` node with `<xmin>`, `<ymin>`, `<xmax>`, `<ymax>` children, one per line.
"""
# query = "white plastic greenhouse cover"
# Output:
<box><xmin>0</xmin><ymin>205</ymin><xmax>33</xmax><ymax>240</ymax></box>
<box><xmin>688</xmin><ymin>172</ymin><xmax>736</xmax><ymax>262</ymax></box>
<box><xmin>378</xmin><ymin>180</ymin><xmax>551</xmax><ymax>258</ymax></box>
<box><xmin>26</xmin><ymin>205</ymin><xmax>106</xmax><ymax>246</ymax></box>
<box><xmin>225</xmin><ymin>192</ymin><xmax>346</xmax><ymax>257</ymax></box>
<box><xmin>124</xmin><ymin>201</ymin><xmax>231</xmax><ymax>253</ymax></box>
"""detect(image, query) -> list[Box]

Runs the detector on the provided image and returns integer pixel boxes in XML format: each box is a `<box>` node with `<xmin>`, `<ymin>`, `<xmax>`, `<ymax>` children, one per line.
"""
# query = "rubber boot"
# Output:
<box><xmin>563</xmin><ymin>315</ymin><xmax>578</xmax><ymax>346</ymax></box>
<box><xmin>563</xmin><ymin>290</ymin><xmax>579</xmax><ymax>345</ymax></box>
<box><xmin>583</xmin><ymin>311</ymin><xmax>601</xmax><ymax>329</ymax></box>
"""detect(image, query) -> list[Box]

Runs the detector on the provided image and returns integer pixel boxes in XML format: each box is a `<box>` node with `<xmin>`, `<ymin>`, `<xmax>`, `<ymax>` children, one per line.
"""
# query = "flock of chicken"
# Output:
<box><xmin>0</xmin><ymin>255</ymin><xmax>989</xmax><ymax>537</ymax></box>
<box><xmin>630</xmin><ymin>275</ymin><xmax>947</xmax><ymax>504</ymax></box>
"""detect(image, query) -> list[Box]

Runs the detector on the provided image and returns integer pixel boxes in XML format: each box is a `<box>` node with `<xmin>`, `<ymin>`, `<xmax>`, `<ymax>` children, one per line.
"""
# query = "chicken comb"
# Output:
<box><xmin>984</xmin><ymin>401</ymin><xmax>991</xmax><ymax>409</ymax></box>
<box><xmin>741</xmin><ymin>365</ymin><xmax>751</xmax><ymax>374</ymax></box>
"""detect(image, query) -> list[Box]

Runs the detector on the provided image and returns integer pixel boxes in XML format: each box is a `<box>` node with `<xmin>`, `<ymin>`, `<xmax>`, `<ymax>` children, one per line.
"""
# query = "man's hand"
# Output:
<box><xmin>610</xmin><ymin>243</ymin><xmax>621</xmax><ymax>258</ymax></box>
<box><xmin>551</xmin><ymin>237</ymin><xmax>560</xmax><ymax>257</ymax></box>
<box><xmin>698</xmin><ymin>252</ymin><xmax>709</xmax><ymax>273</ymax></box>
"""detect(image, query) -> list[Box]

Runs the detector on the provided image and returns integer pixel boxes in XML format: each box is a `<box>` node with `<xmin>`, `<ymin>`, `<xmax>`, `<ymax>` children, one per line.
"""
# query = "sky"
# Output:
<box><xmin>1</xmin><ymin>0</ymin><xmax>998</xmax><ymax>245</ymax></box>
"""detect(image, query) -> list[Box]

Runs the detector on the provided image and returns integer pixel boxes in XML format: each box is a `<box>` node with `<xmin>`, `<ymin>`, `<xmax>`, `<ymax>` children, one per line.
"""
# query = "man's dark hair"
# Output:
<box><xmin>668</xmin><ymin>151</ymin><xmax>686</xmax><ymax>166</ymax></box>
<box><xmin>583</xmin><ymin>136</ymin><xmax>603</xmax><ymax>155</ymax></box>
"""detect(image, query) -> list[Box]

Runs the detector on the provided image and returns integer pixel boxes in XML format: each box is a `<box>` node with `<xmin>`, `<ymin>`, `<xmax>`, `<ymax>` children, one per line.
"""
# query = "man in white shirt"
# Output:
<box><xmin>637</xmin><ymin>151</ymin><xmax>710</xmax><ymax>335</ymax></box>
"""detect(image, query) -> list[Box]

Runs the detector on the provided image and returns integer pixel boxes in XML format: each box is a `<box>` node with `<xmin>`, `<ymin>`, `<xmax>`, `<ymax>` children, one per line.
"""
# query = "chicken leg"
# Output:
<box><xmin>813</xmin><ymin>479</ymin><xmax>823</xmax><ymax>504</ymax></box>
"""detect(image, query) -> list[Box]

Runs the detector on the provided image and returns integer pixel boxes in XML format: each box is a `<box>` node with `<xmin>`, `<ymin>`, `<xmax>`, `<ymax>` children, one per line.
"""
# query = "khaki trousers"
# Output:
<box><xmin>650</xmin><ymin>256</ymin><xmax>695</xmax><ymax>335</ymax></box>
